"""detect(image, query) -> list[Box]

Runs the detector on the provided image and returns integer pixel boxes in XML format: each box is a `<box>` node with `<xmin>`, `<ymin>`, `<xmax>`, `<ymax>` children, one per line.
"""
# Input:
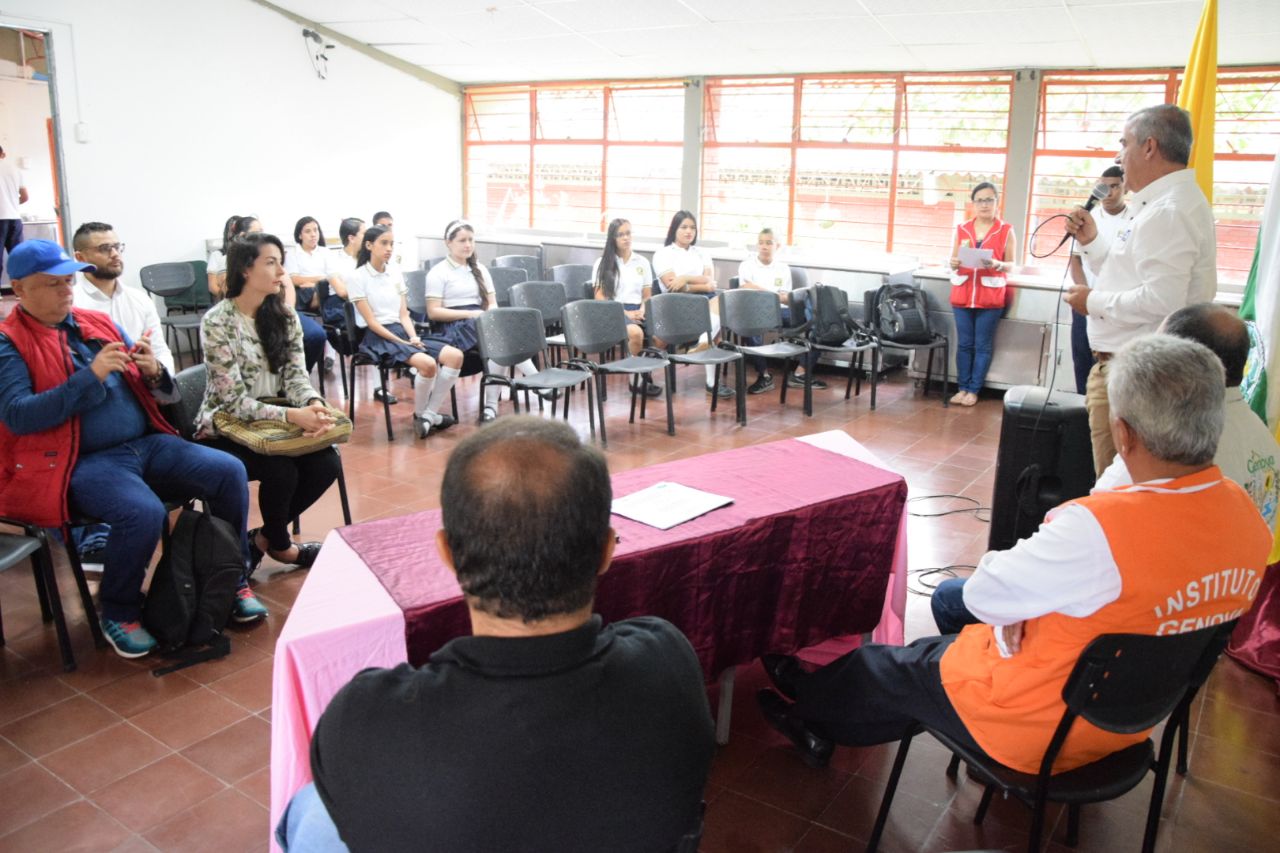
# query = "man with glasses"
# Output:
<box><xmin>70</xmin><ymin>222</ymin><xmax>176</xmax><ymax>569</ymax></box>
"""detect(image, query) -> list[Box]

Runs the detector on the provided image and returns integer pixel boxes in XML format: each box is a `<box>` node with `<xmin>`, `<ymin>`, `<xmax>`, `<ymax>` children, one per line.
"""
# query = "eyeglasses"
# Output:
<box><xmin>91</xmin><ymin>243</ymin><xmax>126</xmax><ymax>255</ymax></box>
<box><xmin>973</xmin><ymin>198</ymin><xmax>998</xmax><ymax>205</ymax></box>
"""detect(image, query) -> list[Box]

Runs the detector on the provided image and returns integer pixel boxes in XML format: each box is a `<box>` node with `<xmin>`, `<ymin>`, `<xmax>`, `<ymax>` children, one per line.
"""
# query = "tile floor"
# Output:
<box><xmin>1</xmin><ymin>359</ymin><xmax>1277</xmax><ymax>852</ymax></box>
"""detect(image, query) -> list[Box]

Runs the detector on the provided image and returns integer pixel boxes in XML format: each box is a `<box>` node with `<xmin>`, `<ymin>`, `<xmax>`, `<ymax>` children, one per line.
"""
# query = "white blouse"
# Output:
<box><xmin>345</xmin><ymin>263</ymin><xmax>407</xmax><ymax>328</ymax></box>
<box><xmin>426</xmin><ymin>258</ymin><xmax>495</xmax><ymax>308</ymax></box>
<box><xmin>651</xmin><ymin>244</ymin><xmax>711</xmax><ymax>285</ymax></box>
<box><xmin>592</xmin><ymin>253</ymin><xmax>654</xmax><ymax>304</ymax></box>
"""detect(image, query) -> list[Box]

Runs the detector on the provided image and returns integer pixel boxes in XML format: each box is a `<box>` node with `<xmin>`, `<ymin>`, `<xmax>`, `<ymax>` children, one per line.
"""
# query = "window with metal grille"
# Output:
<box><xmin>1030</xmin><ymin>68</ymin><xmax>1280</xmax><ymax>287</ymax></box>
<box><xmin>464</xmin><ymin>81</ymin><xmax>684</xmax><ymax>237</ymax></box>
<box><xmin>702</xmin><ymin>73</ymin><xmax>1012</xmax><ymax>263</ymax></box>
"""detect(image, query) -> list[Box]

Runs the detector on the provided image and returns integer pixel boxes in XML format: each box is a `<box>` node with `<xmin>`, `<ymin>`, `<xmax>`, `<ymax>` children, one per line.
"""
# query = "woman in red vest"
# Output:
<box><xmin>948</xmin><ymin>182</ymin><xmax>1017</xmax><ymax>406</ymax></box>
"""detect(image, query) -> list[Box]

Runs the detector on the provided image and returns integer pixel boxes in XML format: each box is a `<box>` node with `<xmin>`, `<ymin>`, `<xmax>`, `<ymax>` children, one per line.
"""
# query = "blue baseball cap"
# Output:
<box><xmin>7</xmin><ymin>240</ymin><xmax>93</xmax><ymax>279</ymax></box>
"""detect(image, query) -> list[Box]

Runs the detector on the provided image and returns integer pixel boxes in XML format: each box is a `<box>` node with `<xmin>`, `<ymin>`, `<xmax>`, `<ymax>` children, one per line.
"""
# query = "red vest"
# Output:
<box><xmin>952</xmin><ymin>218</ymin><xmax>1012</xmax><ymax>309</ymax></box>
<box><xmin>940</xmin><ymin>467</ymin><xmax>1269</xmax><ymax>773</ymax></box>
<box><xmin>0</xmin><ymin>307</ymin><xmax>177</xmax><ymax>527</ymax></box>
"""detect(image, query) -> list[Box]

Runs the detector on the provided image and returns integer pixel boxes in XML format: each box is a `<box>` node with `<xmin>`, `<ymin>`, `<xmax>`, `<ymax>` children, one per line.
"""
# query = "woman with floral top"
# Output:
<box><xmin>196</xmin><ymin>232</ymin><xmax>340</xmax><ymax>576</ymax></box>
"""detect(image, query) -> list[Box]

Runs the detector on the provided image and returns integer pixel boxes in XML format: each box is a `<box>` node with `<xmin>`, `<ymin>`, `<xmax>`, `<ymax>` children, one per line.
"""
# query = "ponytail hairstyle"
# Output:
<box><xmin>225</xmin><ymin>232</ymin><xmax>293</xmax><ymax>375</ymax></box>
<box><xmin>596</xmin><ymin>218</ymin><xmax>629</xmax><ymax>300</ymax></box>
<box><xmin>357</xmin><ymin>224</ymin><xmax>389</xmax><ymax>269</ymax></box>
<box><xmin>293</xmin><ymin>216</ymin><xmax>326</xmax><ymax>249</ymax></box>
<box><xmin>444</xmin><ymin>219</ymin><xmax>490</xmax><ymax>309</ymax></box>
<box><xmin>664</xmin><ymin>210</ymin><xmax>697</xmax><ymax>247</ymax></box>
<box><xmin>219</xmin><ymin>215</ymin><xmax>240</xmax><ymax>256</ymax></box>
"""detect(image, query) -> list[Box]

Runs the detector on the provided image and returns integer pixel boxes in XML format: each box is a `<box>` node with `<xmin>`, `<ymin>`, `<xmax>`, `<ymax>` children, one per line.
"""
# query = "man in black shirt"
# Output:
<box><xmin>277</xmin><ymin>416</ymin><xmax>715</xmax><ymax>852</ymax></box>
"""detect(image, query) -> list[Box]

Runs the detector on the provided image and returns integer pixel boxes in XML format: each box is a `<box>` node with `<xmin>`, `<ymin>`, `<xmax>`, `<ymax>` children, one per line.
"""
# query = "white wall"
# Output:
<box><xmin>0</xmin><ymin>0</ymin><xmax>461</xmax><ymax>285</ymax></box>
<box><xmin>0</xmin><ymin>77</ymin><xmax>57</xmax><ymax>219</ymax></box>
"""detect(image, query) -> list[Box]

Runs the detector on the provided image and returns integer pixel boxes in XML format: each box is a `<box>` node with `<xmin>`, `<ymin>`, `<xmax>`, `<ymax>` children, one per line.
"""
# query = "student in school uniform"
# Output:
<box><xmin>426</xmin><ymin>220</ymin><xmax>539</xmax><ymax>423</ymax></box>
<box><xmin>652</xmin><ymin>210</ymin><xmax>731</xmax><ymax>398</ymax></box>
<box><xmin>285</xmin><ymin>216</ymin><xmax>332</xmax><ymax>312</ymax></box>
<box><xmin>346</xmin><ymin>225</ymin><xmax>463</xmax><ymax>439</ymax></box>
<box><xmin>593</xmin><ymin>217</ymin><xmax>661</xmax><ymax>397</ymax></box>
<box><xmin>737</xmin><ymin>227</ymin><xmax>825</xmax><ymax>395</ymax></box>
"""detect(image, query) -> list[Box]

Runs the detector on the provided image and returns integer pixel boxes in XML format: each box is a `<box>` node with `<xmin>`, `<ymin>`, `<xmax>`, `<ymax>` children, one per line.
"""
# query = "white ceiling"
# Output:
<box><xmin>272</xmin><ymin>0</ymin><xmax>1280</xmax><ymax>85</ymax></box>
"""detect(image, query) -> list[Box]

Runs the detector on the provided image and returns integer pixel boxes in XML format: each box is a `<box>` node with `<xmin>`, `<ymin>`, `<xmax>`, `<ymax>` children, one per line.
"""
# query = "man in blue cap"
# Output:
<box><xmin>0</xmin><ymin>240</ymin><xmax>258</xmax><ymax>658</ymax></box>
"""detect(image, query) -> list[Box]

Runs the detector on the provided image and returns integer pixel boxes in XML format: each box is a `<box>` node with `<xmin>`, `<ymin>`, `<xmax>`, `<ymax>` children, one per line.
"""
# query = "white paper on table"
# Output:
<box><xmin>958</xmin><ymin>246</ymin><xmax>993</xmax><ymax>269</ymax></box>
<box><xmin>611</xmin><ymin>481</ymin><xmax>734</xmax><ymax>530</ymax></box>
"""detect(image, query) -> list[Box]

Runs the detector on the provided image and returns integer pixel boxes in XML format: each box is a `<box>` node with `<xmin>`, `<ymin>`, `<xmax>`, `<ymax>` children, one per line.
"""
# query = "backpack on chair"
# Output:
<box><xmin>143</xmin><ymin>509</ymin><xmax>242</xmax><ymax>672</ymax></box>
<box><xmin>810</xmin><ymin>284</ymin><xmax>857</xmax><ymax>346</ymax></box>
<box><xmin>872</xmin><ymin>282</ymin><xmax>933</xmax><ymax>344</ymax></box>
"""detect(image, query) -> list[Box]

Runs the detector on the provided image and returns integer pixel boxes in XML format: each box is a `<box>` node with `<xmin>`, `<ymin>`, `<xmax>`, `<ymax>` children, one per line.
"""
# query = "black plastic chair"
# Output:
<box><xmin>562</xmin><ymin>300</ymin><xmax>668</xmax><ymax>447</ymax></box>
<box><xmin>140</xmin><ymin>262</ymin><xmax>205</xmax><ymax>368</ymax></box>
<box><xmin>489</xmin><ymin>266</ymin><xmax>529</xmax><ymax>308</ymax></box>
<box><xmin>551</xmin><ymin>263</ymin><xmax>594</xmax><ymax>299</ymax></box>
<box><xmin>864</xmin><ymin>272</ymin><xmax>951</xmax><ymax>407</ymax></box>
<box><xmin>0</xmin><ymin>523</ymin><xmax>77</xmax><ymax>671</ymax></box>
<box><xmin>867</xmin><ymin>622</ymin><xmax>1240</xmax><ymax>853</ymax></box>
<box><xmin>718</xmin><ymin>288</ymin><xmax>814</xmax><ymax>417</ymax></box>
<box><xmin>510</xmin><ymin>280</ymin><xmax>569</xmax><ymax>360</ymax></box>
<box><xmin>422</xmin><ymin>256</ymin><xmax>446</xmax><ymax>271</ymax></box>
<box><xmin>646</xmin><ymin>293</ymin><xmax>746</xmax><ymax>434</ymax></box>
<box><xmin>791</xmin><ymin>286</ymin><xmax>881</xmax><ymax>409</ymax></box>
<box><xmin>169</xmin><ymin>365</ymin><xmax>352</xmax><ymax>529</ymax></box>
<box><xmin>475</xmin><ymin>308</ymin><xmax>595</xmax><ymax>431</ymax></box>
<box><xmin>493</xmin><ymin>254</ymin><xmax>542</xmax><ymax>282</ymax></box>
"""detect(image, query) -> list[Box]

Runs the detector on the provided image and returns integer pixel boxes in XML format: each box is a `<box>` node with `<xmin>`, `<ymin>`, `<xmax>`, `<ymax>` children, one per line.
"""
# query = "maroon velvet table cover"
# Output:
<box><xmin>1227</xmin><ymin>561</ymin><xmax>1280</xmax><ymax>685</ymax></box>
<box><xmin>338</xmin><ymin>438</ymin><xmax>907</xmax><ymax>678</ymax></box>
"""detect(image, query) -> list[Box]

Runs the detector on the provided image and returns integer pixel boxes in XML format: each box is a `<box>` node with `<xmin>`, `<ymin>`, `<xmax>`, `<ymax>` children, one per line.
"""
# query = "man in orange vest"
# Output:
<box><xmin>759</xmin><ymin>334</ymin><xmax>1270</xmax><ymax>774</ymax></box>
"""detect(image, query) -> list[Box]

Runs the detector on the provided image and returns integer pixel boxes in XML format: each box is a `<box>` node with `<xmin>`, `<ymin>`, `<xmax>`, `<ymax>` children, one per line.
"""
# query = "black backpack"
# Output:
<box><xmin>871</xmin><ymin>282</ymin><xmax>933</xmax><ymax>344</ymax></box>
<box><xmin>143</xmin><ymin>509</ymin><xmax>242</xmax><ymax>662</ymax></box>
<box><xmin>810</xmin><ymin>285</ymin><xmax>856</xmax><ymax>346</ymax></box>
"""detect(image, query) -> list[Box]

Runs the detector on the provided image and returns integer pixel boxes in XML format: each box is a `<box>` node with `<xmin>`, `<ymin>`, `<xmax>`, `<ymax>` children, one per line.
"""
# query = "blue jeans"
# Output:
<box><xmin>68</xmin><ymin>433</ymin><xmax>249</xmax><ymax>622</ymax></box>
<box><xmin>930</xmin><ymin>578</ymin><xmax>979</xmax><ymax>634</ymax></box>
<box><xmin>300</xmin><ymin>313</ymin><xmax>327</xmax><ymax>374</ymax></box>
<box><xmin>1071</xmin><ymin>310</ymin><xmax>1095</xmax><ymax>395</ymax></box>
<box><xmin>953</xmin><ymin>307</ymin><xmax>1001</xmax><ymax>394</ymax></box>
<box><xmin>277</xmin><ymin>782</ymin><xmax>348</xmax><ymax>852</ymax></box>
<box><xmin>69</xmin><ymin>523</ymin><xmax>111</xmax><ymax>557</ymax></box>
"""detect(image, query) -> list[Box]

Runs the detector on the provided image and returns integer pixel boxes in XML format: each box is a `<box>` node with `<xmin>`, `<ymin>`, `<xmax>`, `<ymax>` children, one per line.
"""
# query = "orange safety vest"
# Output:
<box><xmin>939</xmin><ymin>466</ymin><xmax>1269</xmax><ymax>774</ymax></box>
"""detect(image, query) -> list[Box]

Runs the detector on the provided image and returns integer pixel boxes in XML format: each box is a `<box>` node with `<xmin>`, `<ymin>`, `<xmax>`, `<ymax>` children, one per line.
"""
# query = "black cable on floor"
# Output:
<box><xmin>908</xmin><ymin>564</ymin><xmax>977</xmax><ymax>595</ymax></box>
<box><xmin>907</xmin><ymin>494</ymin><xmax>991</xmax><ymax>522</ymax></box>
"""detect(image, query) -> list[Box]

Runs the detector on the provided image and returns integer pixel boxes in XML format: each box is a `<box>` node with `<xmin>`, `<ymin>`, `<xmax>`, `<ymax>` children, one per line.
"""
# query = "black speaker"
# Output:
<box><xmin>988</xmin><ymin>386</ymin><xmax>1095</xmax><ymax>551</ymax></box>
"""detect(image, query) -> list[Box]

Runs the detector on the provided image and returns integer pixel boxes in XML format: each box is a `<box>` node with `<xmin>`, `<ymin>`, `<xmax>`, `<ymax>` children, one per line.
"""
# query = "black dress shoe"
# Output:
<box><xmin>434</xmin><ymin>413</ymin><xmax>457</xmax><ymax>430</ymax></box>
<box><xmin>761</xmin><ymin>653</ymin><xmax>808</xmax><ymax>701</ymax></box>
<box><xmin>757</xmin><ymin>689</ymin><xmax>834</xmax><ymax>768</ymax></box>
<box><xmin>247</xmin><ymin>528</ymin><xmax>265</xmax><ymax>576</ymax></box>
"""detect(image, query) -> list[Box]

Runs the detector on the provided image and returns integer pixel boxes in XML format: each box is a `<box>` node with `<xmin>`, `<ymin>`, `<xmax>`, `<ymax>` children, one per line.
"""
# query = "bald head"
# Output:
<box><xmin>1160</xmin><ymin>303</ymin><xmax>1249</xmax><ymax>387</ymax></box>
<box><xmin>440</xmin><ymin>417</ymin><xmax>612</xmax><ymax>622</ymax></box>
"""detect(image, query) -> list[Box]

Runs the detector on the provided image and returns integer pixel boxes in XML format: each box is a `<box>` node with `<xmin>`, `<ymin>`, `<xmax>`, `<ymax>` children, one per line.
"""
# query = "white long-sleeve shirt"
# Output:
<box><xmin>1081</xmin><ymin>169</ymin><xmax>1217</xmax><ymax>353</ymax></box>
<box><xmin>72</xmin><ymin>275</ymin><xmax>176</xmax><ymax>374</ymax></box>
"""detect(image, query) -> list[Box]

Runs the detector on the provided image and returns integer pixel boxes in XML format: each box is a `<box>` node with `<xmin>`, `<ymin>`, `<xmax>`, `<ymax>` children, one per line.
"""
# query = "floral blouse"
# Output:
<box><xmin>195</xmin><ymin>298</ymin><xmax>321</xmax><ymax>436</ymax></box>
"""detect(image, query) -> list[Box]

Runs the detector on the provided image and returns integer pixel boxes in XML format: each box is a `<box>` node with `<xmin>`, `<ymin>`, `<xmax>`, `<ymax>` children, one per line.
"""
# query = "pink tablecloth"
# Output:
<box><xmin>269</xmin><ymin>430</ymin><xmax>909</xmax><ymax>847</ymax></box>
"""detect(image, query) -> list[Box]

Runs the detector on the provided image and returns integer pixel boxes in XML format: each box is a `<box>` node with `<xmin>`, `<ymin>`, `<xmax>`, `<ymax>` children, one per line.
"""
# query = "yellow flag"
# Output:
<box><xmin>1176</xmin><ymin>0</ymin><xmax>1217</xmax><ymax>201</ymax></box>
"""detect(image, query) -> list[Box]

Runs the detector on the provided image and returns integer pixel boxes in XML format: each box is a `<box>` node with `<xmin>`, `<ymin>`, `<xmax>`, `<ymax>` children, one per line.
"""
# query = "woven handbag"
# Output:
<box><xmin>212</xmin><ymin>398</ymin><xmax>352</xmax><ymax>457</ymax></box>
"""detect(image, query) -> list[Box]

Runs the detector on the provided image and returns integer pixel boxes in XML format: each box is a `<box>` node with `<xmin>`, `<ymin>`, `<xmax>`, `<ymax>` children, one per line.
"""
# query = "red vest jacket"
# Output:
<box><xmin>0</xmin><ymin>307</ymin><xmax>177</xmax><ymax>527</ymax></box>
<box><xmin>952</xmin><ymin>218</ymin><xmax>1013</xmax><ymax>309</ymax></box>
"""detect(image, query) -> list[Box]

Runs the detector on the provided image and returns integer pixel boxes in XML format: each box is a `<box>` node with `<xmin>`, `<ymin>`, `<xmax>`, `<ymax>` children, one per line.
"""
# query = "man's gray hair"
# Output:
<box><xmin>1127</xmin><ymin>104</ymin><xmax>1193</xmax><ymax>166</ymax></box>
<box><xmin>1108</xmin><ymin>334</ymin><xmax>1223</xmax><ymax>465</ymax></box>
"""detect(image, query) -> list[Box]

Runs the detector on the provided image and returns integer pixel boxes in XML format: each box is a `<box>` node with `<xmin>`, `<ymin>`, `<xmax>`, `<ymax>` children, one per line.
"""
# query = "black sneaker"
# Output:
<box><xmin>79</xmin><ymin>546</ymin><xmax>106</xmax><ymax>573</ymax></box>
<box><xmin>787</xmin><ymin>373</ymin><xmax>828</xmax><ymax>390</ymax></box>
<box><xmin>747</xmin><ymin>374</ymin><xmax>775</xmax><ymax>395</ymax></box>
<box><xmin>705</xmin><ymin>383</ymin><xmax>735</xmax><ymax>398</ymax></box>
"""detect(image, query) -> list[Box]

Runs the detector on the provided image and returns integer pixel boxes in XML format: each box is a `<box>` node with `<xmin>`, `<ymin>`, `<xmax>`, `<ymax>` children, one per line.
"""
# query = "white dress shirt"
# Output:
<box><xmin>72</xmin><ymin>275</ymin><xmax>176</xmax><ymax>374</ymax></box>
<box><xmin>1071</xmin><ymin>206</ymin><xmax>1126</xmax><ymax>289</ymax></box>
<box><xmin>1081</xmin><ymin>169</ymin><xmax>1218</xmax><ymax>353</ymax></box>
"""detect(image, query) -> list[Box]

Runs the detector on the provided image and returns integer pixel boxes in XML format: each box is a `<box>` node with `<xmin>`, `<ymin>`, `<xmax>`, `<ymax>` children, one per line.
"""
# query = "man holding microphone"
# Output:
<box><xmin>1064</xmin><ymin>103</ymin><xmax>1218</xmax><ymax>476</ymax></box>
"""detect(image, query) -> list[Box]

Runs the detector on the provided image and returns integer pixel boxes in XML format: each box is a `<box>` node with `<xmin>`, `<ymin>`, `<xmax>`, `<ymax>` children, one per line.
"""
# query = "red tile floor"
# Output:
<box><xmin>1</xmin><ymin>359</ymin><xmax>1278</xmax><ymax>852</ymax></box>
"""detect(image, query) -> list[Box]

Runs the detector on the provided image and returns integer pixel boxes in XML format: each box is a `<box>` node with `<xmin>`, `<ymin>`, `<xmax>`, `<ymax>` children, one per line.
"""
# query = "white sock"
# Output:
<box><xmin>485</xmin><ymin>360</ymin><xmax>504</xmax><ymax>407</ymax></box>
<box><xmin>706</xmin><ymin>363</ymin><xmax>718</xmax><ymax>386</ymax></box>
<box><xmin>515</xmin><ymin>358</ymin><xmax>537</xmax><ymax>377</ymax></box>
<box><xmin>425</xmin><ymin>366</ymin><xmax>460</xmax><ymax>419</ymax></box>
<box><xmin>415</xmin><ymin>373</ymin><xmax>440</xmax><ymax>424</ymax></box>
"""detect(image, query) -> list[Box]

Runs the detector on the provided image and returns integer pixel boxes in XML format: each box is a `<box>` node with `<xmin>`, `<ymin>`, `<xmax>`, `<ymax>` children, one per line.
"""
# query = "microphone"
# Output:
<box><xmin>1082</xmin><ymin>182</ymin><xmax>1109</xmax><ymax>212</ymax></box>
